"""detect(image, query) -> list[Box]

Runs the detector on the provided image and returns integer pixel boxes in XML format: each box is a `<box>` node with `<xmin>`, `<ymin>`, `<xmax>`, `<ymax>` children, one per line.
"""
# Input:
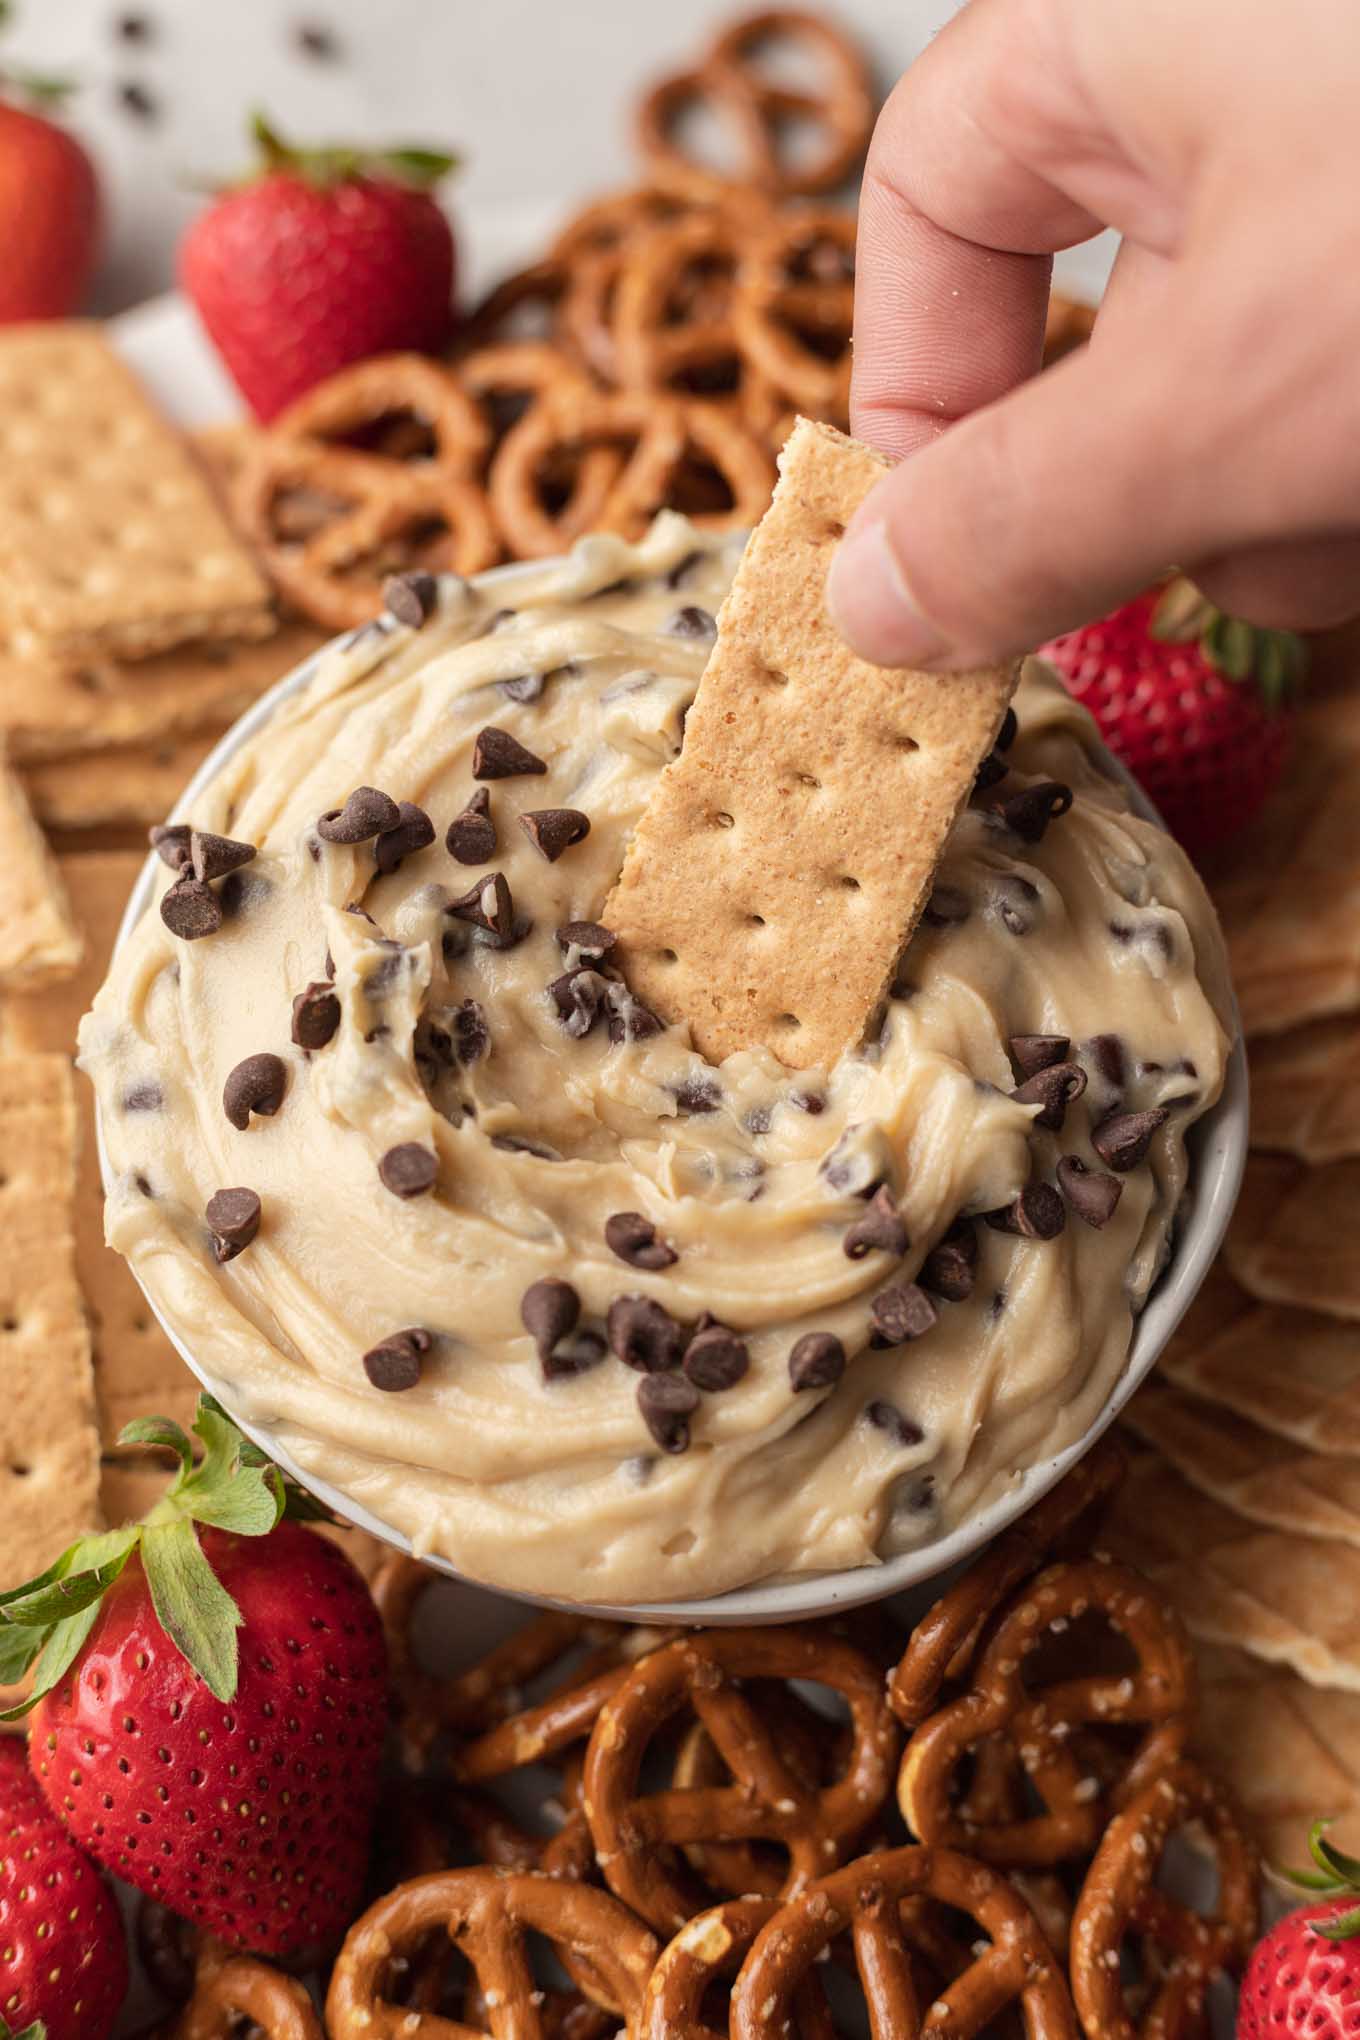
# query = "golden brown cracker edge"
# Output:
<box><xmin>607</xmin><ymin>418</ymin><xmax>1017</xmax><ymax>1067</ymax></box>
<box><xmin>0</xmin><ymin>751</ymin><xmax>83</xmax><ymax>989</ymax></box>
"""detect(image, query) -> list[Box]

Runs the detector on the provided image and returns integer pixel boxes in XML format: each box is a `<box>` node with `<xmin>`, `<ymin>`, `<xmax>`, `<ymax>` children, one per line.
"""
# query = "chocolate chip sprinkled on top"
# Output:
<box><xmin>446</xmin><ymin>788</ymin><xmax>496</xmax><ymax>864</ymax></box>
<box><xmin>291</xmin><ymin>981</ymin><xmax>340</xmax><ymax>1050</ymax></box>
<box><xmin>222</xmin><ymin>1052</ymin><xmax>288</xmax><ymax>1131</ymax></box>
<box><xmin>919</xmin><ymin>1217</ymin><xmax>979</xmax><ymax>1302</ymax></box>
<box><xmin>996</xmin><ymin>705</ymin><xmax>1019</xmax><ymax>751</ymax></box>
<box><xmin>994</xmin><ymin>780</ymin><xmax>1074</xmax><ymax>844</ymax></box>
<box><xmin>788</xmin><ymin>1331</ymin><xmax>845</xmax><ymax>1392</ymax></box>
<box><xmin>1057</xmin><ymin>1155</ymin><xmax>1124</xmax><ymax>1229</ymax></box>
<box><xmin>843</xmin><ymin>1186</ymin><xmax>909</xmax><ymax>1261</ymax></box>
<box><xmin>122</xmin><ymin>1081</ymin><xmax>163</xmax><ymax>1113</ymax></box>
<box><xmin>149</xmin><ymin>823</ymin><xmax>191</xmax><ymax>871</ymax></box>
<box><xmin>378</xmin><ymin>1142</ymin><xmax>438</xmax><ymax>1199</ymax></box>
<box><xmin>206</xmin><ymin>1187</ymin><xmax>261</xmax><ymax>1262</ymax></box>
<box><xmin>317</xmin><ymin>786</ymin><xmax>401</xmax><ymax>844</ymax></box>
<box><xmin>607</xmin><ymin>1295</ymin><xmax>685</xmax><ymax>1374</ymax></box>
<box><xmin>521</xmin><ymin>1277</ymin><xmax>579</xmax><ymax>1357</ymax></box>
<box><xmin>995</xmin><ymin>875</ymin><xmax>1041</xmax><ymax>936</ymax></box>
<box><xmin>472</xmin><ymin>727</ymin><xmax>547</xmax><ymax>780</ymax></box>
<box><xmin>519</xmin><ymin>808</ymin><xmax>591</xmax><ymax>863</ymax></box>
<box><xmin>1091</xmin><ymin>1106</ymin><xmax>1169</xmax><ymax>1172</ymax></box>
<box><xmin>1008</xmin><ymin>1034</ymin><xmax>1071</xmax><ymax>1081</ymax></box>
<box><xmin>449</xmin><ymin>870</ymin><xmax>515</xmax><ymax>940</ymax></box>
<box><xmin>974</xmin><ymin>750</ymin><xmax>1008</xmax><ymax>792</ymax></box>
<box><xmin>550</xmin><ymin>968</ymin><xmax>609</xmax><ymax>1038</ymax></box>
<box><xmin>636</xmin><ymin>1372</ymin><xmax>698</xmax><ymax>1453</ymax></box>
<box><xmin>674</xmin><ymin>1075</ymin><xmax>721</xmax><ymax>1115</ymax></box>
<box><xmin>667</xmin><ymin>604</ymin><xmax>717</xmax><ymax>639</ymax></box>
<box><xmin>1011</xmin><ymin>1060</ymin><xmax>1087</xmax><ymax>1133</ymax></box>
<box><xmin>870</xmin><ymin>1281</ymin><xmax>938</xmax><ymax>1346</ymax></box>
<box><xmin>984</xmin><ymin>1183</ymin><xmax>1067</xmax><ymax>1240</ymax></box>
<box><xmin>383</xmin><ymin>570</ymin><xmax>438</xmax><ymax>628</ymax></box>
<box><xmin>453</xmin><ymin>999</ymin><xmax>489</xmax><ymax>1064</ymax></box>
<box><xmin>683</xmin><ymin>1323</ymin><xmax>749</xmax><ymax>1391</ymax></box>
<box><xmin>605</xmin><ymin>1212</ymin><xmax>678</xmax><ymax>1270</ymax></box>
<box><xmin>557</xmin><ymin>920</ymin><xmax>616</xmax><ymax>957</ymax></box>
<box><xmin>375</xmin><ymin>801</ymin><xmax>435</xmax><ymax>874</ymax></box>
<box><xmin>865</xmin><ymin>1400</ymin><xmax>925</xmax><ymax>1447</ymax></box>
<box><xmin>161</xmin><ymin>877</ymin><xmax>222</xmax><ymax>942</ymax></box>
<box><xmin>363</xmin><ymin>1326</ymin><xmax>431</xmax><ymax>1392</ymax></box>
<box><xmin>190</xmin><ymin>830</ymin><xmax>256</xmax><ymax>884</ymax></box>
<box><xmin>605</xmin><ymin>982</ymin><xmax>664</xmax><ymax>1043</ymax></box>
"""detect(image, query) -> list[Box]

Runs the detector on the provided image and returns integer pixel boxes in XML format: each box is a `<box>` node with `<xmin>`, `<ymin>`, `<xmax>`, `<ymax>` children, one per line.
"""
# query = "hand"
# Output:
<box><xmin>826</xmin><ymin>0</ymin><xmax>1360</xmax><ymax>668</ymax></box>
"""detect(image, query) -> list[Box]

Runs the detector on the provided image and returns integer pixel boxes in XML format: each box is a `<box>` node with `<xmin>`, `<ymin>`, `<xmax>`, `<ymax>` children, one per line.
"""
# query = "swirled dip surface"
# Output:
<box><xmin>82</xmin><ymin>517</ymin><xmax>1233</xmax><ymax>1604</ymax></box>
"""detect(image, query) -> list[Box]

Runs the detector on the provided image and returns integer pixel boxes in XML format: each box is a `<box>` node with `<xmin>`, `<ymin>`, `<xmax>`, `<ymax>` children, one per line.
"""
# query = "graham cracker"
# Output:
<box><xmin>1127</xmin><ymin>1381</ymin><xmax>1360</xmax><ymax>1548</ymax></box>
<box><xmin>1104</xmin><ymin>1446</ymin><xmax>1360</xmax><ymax>1692</ymax></box>
<box><xmin>1161</xmin><ymin>1271</ymin><xmax>1360</xmax><ymax>1458</ymax></box>
<box><xmin>1249</xmin><ymin>1017</ymin><xmax>1360</xmax><ymax>1163</ymax></box>
<box><xmin>1196</xmin><ymin>1642</ymin><xmax>1360</xmax><ymax>1865</ymax></box>
<box><xmin>0</xmin><ymin>614</ymin><xmax>324</xmax><ymax>765</ymax></box>
<box><xmin>190</xmin><ymin>422</ymin><xmax>265</xmax><ymax>508</ymax></box>
<box><xmin>0</xmin><ymin>1055</ymin><xmax>102</xmax><ymax>1588</ymax></box>
<box><xmin>0</xmin><ymin>755</ymin><xmax>83</xmax><ymax>989</ymax></box>
<box><xmin>1224</xmin><ymin>1152</ymin><xmax>1360</xmax><ymax>1320</ymax></box>
<box><xmin>607</xmin><ymin>418</ymin><xmax>1017</xmax><ymax>1067</ymax></box>
<box><xmin>21</xmin><ymin>726</ymin><xmax>230</xmax><ymax>831</ymax></box>
<box><xmin>0</xmin><ymin>324</ymin><xmax>274</xmax><ymax>660</ymax></box>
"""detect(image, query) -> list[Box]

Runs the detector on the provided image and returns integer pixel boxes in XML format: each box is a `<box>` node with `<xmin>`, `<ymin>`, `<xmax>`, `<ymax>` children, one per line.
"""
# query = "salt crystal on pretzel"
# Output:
<box><xmin>607</xmin><ymin>417</ymin><xmax>1020</xmax><ymax>1068</ymax></box>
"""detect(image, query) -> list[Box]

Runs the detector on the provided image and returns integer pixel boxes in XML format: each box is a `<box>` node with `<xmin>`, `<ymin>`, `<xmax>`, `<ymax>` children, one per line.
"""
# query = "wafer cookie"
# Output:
<box><xmin>1248</xmin><ymin>1017</ymin><xmax>1360</xmax><ymax>1163</ymax></box>
<box><xmin>1196</xmin><ymin>1642</ymin><xmax>1360</xmax><ymax>1865</ymax></box>
<box><xmin>1160</xmin><ymin>1272</ymin><xmax>1360</xmax><ymax>1458</ymax></box>
<box><xmin>0</xmin><ymin>754</ymin><xmax>82</xmax><ymax>988</ymax></box>
<box><xmin>1225</xmin><ymin>1152</ymin><xmax>1360</xmax><ymax>1320</ymax></box>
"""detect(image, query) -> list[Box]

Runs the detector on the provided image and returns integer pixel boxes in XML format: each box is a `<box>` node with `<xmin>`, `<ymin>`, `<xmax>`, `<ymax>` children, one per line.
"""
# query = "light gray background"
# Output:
<box><xmin>10</xmin><ymin>0</ymin><xmax>1115</xmax><ymax>313</ymax></box>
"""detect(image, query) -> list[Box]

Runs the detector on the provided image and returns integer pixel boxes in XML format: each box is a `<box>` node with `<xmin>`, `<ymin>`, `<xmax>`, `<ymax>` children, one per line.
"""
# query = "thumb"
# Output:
<box><xmin>826</xmin><ymin>331</ymin><xmax>1224</xmax><ymax>669</ymax></box>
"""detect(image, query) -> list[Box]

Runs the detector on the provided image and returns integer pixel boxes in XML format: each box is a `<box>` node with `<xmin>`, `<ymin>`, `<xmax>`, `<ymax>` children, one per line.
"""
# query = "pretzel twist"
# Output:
<box><xmin>733</xmin><ymin>206</ymin><xmax>855</xmax><ymax>410</ymax></box>
<box><xmin>174</xmin><ymin>1951</ymin><xmax>322</xmax><ymax>2040</ymax></box>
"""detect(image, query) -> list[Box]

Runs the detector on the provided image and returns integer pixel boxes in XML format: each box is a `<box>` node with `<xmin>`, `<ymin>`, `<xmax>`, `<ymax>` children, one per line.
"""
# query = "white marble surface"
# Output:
<box><xmin>11</xmin><ymin>0</ymin><xmax>1115</xmax><ymax>317</ymax></box>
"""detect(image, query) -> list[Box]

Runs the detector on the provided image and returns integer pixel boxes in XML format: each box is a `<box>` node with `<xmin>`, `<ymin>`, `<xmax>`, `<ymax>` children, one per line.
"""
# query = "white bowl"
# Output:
<box><xmin>100</xmin><ymin>560</ymin><xmax>1249</xmax><ymax>1627</ymax></box>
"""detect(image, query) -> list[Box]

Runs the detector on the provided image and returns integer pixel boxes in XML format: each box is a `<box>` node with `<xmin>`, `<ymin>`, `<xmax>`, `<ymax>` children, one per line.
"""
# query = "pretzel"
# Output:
<box><xmin>898</xmin><ymin>1559</ymin><xmax>1196</xmax><ymax>1872</ymax></box>
<box><xmin>276</xmin><ymin>353</ymin><xmax>490</xmax><ymax>473</ymax></box>
<box><xmin>729</xmin><ymin>1845</ymin><xmax>1079</xmax><ymax>2040</ymax></box>
<box><xmin>734</xmin><ymin>207</ymin><xmax>854</xmax><ymax>411</ymax></box>
<box><xmin>325</xmin><ymin>1869</ymin><xmax>660</xmax><ymax>2039</ymax></box>
<box><xmin>175</xmin><ymin>1951</ymin><xmax>323</xmax><ymax>2040</ymax></box>
<box><xmin>583</xmin><ymin>1626</ymin><xmax>901</xmax><ymax>1933</ymax></box>
<box><xmin>451</xmin><ymin>1625</ymin><xmax>675</xmax><ymax>1783</ymax></box>
<box><xmin>1070</xmin><ymin>1763</ymin><xmax>1259</xmax><ymax>2040</ymax></box>
<box><xmin>637</xmin><ymin>11</ymin><xmax>875</xmax><ymax>200</ymax></box>
<box><xmin>891</xmin><ymin>1438</ymin><xmax>1127</xmax><ymax>1728</ymax></box>
<box><xmin>458</xmin><ymin>260</ymin><xmax>576</xmax><ymax>355</ymax></box>
<box><xmin>611</xmin><ymin>211</ymin><xmax>775</xmax><ymax>414</ymax></box>
<box><xmin>489</xmin><ymin>389</ymin><xmax>775</xmax><ymax>558</ymax></box>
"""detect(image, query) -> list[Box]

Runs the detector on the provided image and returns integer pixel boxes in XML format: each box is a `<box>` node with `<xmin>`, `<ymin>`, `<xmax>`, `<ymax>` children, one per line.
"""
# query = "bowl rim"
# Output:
<box><xmin>100</xmin><ymin>556</ymin><xmax>1248</xmax><ymax>1625</ymax></box>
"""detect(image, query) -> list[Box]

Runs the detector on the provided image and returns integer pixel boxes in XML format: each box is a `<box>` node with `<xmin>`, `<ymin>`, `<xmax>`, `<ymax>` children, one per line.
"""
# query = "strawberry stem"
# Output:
<box><xmin>246</xmin><ymin>106</ymin><xmax>459</xmax><ymax>189</ymax></box>
<box><xmin>1150</xmin><ymin>575</ymin><xmax>1306</xmax><ymax>708</ymax></box>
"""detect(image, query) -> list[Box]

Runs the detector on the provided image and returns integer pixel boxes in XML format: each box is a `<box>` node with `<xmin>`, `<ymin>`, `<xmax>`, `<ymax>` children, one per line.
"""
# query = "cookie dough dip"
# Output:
<box><xmin>81</xmin><ymin>512</ymin><xmax>1233</xmax><ymax>1605</ymax></box>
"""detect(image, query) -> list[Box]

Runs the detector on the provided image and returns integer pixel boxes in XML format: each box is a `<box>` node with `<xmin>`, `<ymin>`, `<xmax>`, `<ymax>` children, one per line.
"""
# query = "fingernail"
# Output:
<box><xmin>826</xmin><ymin>517</ymin><xmax>952</xmax><ymax>668</ymax></box>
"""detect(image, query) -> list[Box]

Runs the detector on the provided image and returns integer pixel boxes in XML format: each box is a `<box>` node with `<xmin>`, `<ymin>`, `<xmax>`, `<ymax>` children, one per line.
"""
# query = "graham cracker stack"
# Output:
<box><xmin>0</xmin><ymin>753</ymin><xmax>82</xmax><ymax>989</ymax></box>
<box><xmin>608</xmin><ymin>418</ymin><xmax>1017</xmax><ymax>1067</ymax></box>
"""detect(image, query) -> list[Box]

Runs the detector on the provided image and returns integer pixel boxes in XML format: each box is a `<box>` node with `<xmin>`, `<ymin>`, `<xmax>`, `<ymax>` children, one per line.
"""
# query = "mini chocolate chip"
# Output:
<box><xmin>683</xmin><ymin>1324</ymin><xmax>749</xmax><ymax>1391</ymax></box>
<box><xmin>550</xmin><ymin>967</ymin><xmax>609</xmax><ymax>1038</ymax></box>
<box><xmin>995</xmin><ymin>875</ymin><xmax>1041</xmax><ymax>936</ymax></box>
<box><xmin>521</xmin><ymin>1278</ymin><xmax>580</xmax><ymax>1357</ymax></box>
<box><xmin>984</xmin><ymin>1183</ymin><xmax>1066</xmax><ymax>1239</ymax></box>
<box><xmin>446</xmin><ymin>788</ymin><xmax>496</xmax><ymax>864</ymax></box>
<box><xmin>1011</xmin><ymin>1060</ymin><xmax>1088</xmax><ymax>1133</ymax></box>
<box><xmin>1086</xmin><ymin>1033</ymin><xmax>1127</xmax><ymax>1091</ymax></box>
<box><xmin>362</xmin><ymin>1326</ymin><xmax>431</xmax><ymax>1392</ymax></box>
<box><xmin>667</xmin><ymin>604</ymin><xmax>716</xmax><ymax>639</ymax></box>
<box><xmin>499</xmin><ymin>671</ymin><xmax>545</xmax><ymax>704</ymax></box>
<box><xmin>449</xmin><ymin>870</ymin><xmax>515</xmax><ymax>939</ymax></box>
<box><xmin>375</xmin><ymin>801</ymin><xmax>435</xmax><ymax>874</ymax></box>
<box><xmin>674</xmin><ymin>1075</ymin><xmax>720</xmax><ymax>1115</ymax></box>
<box><xmin>996</xmin><ymin>706</ymin><xmax>1018</xmax><ymax>751</ymax></box>
<box><xmin>189</xmin><ymin>830</ymin><xmax>255</xmax><ymax>884</ymax></box>
<box><xmin>606</xmin><ymin>983</ymin><xmax>664</xmax><ymax>1043</ymax></box>
<box><xmin>206</xmin><ymin>1187</ymin><xmax>261</xmax><ymax>1262</ymax></box>
<box><xmin>637</xmin><ymin>1372</ymin><xmax>698</xmax><ymax>1453</ymax></box>
<box><xmin>605</xmin><ymin>1212</ymin><xmax>678</xmax><ymax>1271</ymax></box>
<box><xmin>974</xmin><ymin>750</ymin><xmax>1008</xmax><ymax>791</ymax></box>
<box><xmin>519</xmin><ymin>808</ymin><xmax>591</xmax><ymax>863</ymax></box>
<box><xmin>843</xmin><ymin>1186</ymin><xmax>909</xmax><ymax>1260</ymax></box>
<box><xmin>746</xmin><ymin>1106</ymin><xmax>772</xmax><ymax>1135</ymax></box>
<box><xmin>378</xmin><ymin>1143</ymin><xmax>437</xmax><ymax>1199</ymax></box>
<box><xmin>383</xmin><ymin>570</ymin><xmax>437</xmax><ymax>627</ymax></box>
<box><xmin>453</xmin><ymin>999</ymin><xmax>489</xmax><ymax>1064</ymax></box>
<box><xmin>149</xmin><ymin>823</ymin><xmax>191</xmax><ymax>871</ymax></box>
<box><xmin>292</xmin><ymin>981</ymin><xmax>340</xmax><ymax>1050</ymax></box>
<box><xmin>919</xmin><ymin>1218</ymin><xmax>979</xmax><ymax>1302</ymax></box>
<box><xmin>1057</xmin><ymin>1155</ymin><xmax>1124</xmax><ymax>1228</ymax></box>
<box><xmin>607</xmin><ymin>1295</ymin><xmax>685</xmax><ymax>1374</ymax></box>
<box><xmin>318</xmin><ymin>786</ymin><xmax>401</xmax><ymax>844</ymax></box>
<box><xmin>491</xmin><ymin>1133</ymin><xmax>559</xmax><ymax>1160</ymax></box>
<box><xmin>160</xmin><ymin>877</ymin><xmax>222</xmax><ymax>941</ymax></box>
<box><xmin>1091</xmin><ymin>1107</ymin><xmax>1169</xmax><ymax>1172</ymax></box>
<box><xmin>557</xmin><ymin>920</ymin><xmax>615</xmax><ymax>956</ymax></box>
<box><xmin>542</xmin><ymin>1330</ymin><xmax>608</xmax><ymax>1382</ymax></box>
<box><xmin>994</xmin><ymin>781</ymin><xmax>1073</xmax><ymax>844</ymax></box>
<box><xmin>866</xmin><ymin>1399</ymin><xmax>925</xmax><ymax>1447</ymax></box>
<box><xmin>666</xmin><ymin>549</ymin><xmax>703</xmax><ymax>588</ymax></box>
<box><xmin>222</xmin><ymin>1053</ymin><xmax>288</xmax><ymax>1131</ymax></box>
<box><xmin>1008</xmin><ymin>1034</ymin><xmax>1071</xmax><ymax>1081</ymax></box>
<box><xmin>922</xmin><ymin>884</ymin><xmax>970</xmax><ymax>927</ymax></box>
<box><xmin>788</xmin><ymin>1331</ymin><xmax>845</xmax><ymax>1391</ymax></box>
<box><xmin>791</xmin><ymin>1089</ymin><xmax>825</xmax><ymax>1115</ymax></box>
<box><xmin>472</xmin><ymin>727</ymin><xmax>547</xmax><ymax>779</ymax></box>
<box><xmin>121</xmin><ymin>1081</ymin><xmax>163</xmax><ymax>1113</ymax></box>
<box><xmin>870</xmin><ymin>1282</ymin><xmax>938</xmax><ymax>1345</ymax></box>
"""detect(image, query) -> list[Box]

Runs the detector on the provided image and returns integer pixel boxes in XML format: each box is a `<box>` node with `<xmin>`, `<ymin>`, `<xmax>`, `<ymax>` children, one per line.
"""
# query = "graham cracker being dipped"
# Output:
<box><xmin>0</xmin><ymin>752</ymin><xmax>82</xmax><ymax>988</ymax></box>
<box><xmin>607</xmin><ymin>418</ymin><xmax>1018</xmax><ymax>1068</ymax></box>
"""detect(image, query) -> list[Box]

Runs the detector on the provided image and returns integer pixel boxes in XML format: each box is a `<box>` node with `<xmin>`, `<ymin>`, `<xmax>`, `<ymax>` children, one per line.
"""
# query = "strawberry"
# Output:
<box><xmin>0</xmin><ymin>72</ymin><xmax>101</xmax><ymax>322</ymax></box>
<box><xmin>181</xmin><ymin>112</ymin><xmax>459</xmax><ymax>420</ymax></box>
<box><xmin>1040</xmin><ymin>577</ymin><xmax>1305</xmax><ymax>860</ymax></box>
<box><xmin>0</xmin><ymin>1399</ymin><xmax>388</xmax><ymax>1957</ymax></box>
<box><xmin>1239</xmin><ymin>1822</ymin><xmax>1360</xmax><ymax>2036</ymax></box>
<box><xmin>0</xmin><ymin>1736</ymin><xmax>126</xmax><ymax>2040</ymax></box>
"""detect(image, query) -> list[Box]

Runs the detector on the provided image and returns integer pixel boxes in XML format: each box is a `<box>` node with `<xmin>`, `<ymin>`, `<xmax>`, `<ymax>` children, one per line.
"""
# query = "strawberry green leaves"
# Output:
<box><xmin>1151</xmin><ymin>575</ymin><xmax>1307</xmax><ymax>709</ymax></box>
<box><xmin>0</xmin><ymin>2014</ymin><xmax>49</xmax><ymax>2040</ymax></box>
<box><xmin>0</xmin><ymin>1396</ymin><xmax>328</xmax><ymax>1716</ymax></box>
<box><xmin>248</xmin><ymin>111</ymin><xmax>458</xmax><ymax>191</ymax></box>
<box><xmin>1282</xmin><ymin>1821</ymin><xmax>1360</xmax><ymax>1941</ymax></box>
